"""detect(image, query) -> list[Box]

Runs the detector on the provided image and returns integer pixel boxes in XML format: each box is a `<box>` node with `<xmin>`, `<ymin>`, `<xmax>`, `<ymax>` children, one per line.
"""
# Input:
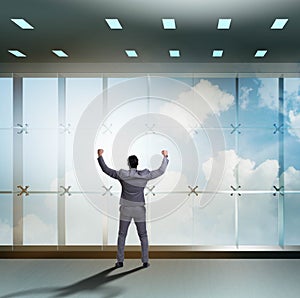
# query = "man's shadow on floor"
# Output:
<box><xmin>0</xmin><ymin>265</ymin><xmax>144</xmax><ymax>298</ymax></box>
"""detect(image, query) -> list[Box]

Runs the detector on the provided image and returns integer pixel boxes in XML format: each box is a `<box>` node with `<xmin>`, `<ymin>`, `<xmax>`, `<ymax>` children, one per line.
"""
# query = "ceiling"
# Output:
<box><xmin>1</xmin><ymin>0</ymin><xmax>300</xmax><ymax>65</ymax></box>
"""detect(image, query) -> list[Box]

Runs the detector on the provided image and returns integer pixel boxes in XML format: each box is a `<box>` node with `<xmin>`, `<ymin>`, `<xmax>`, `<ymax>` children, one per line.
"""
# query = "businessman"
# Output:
<box><xmin>97</xmin><ymin>149</ymin><xmax>169</xmax><ymax>268</ymax></box>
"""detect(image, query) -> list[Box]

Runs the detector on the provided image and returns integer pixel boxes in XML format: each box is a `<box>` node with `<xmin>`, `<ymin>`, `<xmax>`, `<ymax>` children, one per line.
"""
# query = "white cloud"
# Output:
<box><xmin>283</xmin><ymin>166</ymin><xmax>300</xmax><ymax>190</ymax></box>
<box><xmin>160</xmin><ymin>79</ymin><xmax>234</xmax><ymax>127</ymax></box>
<box><xmin>285</xmin><ymin>80</ymin><xmax>300</xmax><ymax>141</ymax></box>
<box><xmin>202</xmin><ymin>149</ymin><xmax>279</xmax><ymax>191</ymax></box>
<box><xmin>288</xmin><ymin>110</ymin><xmax>300</xmax><ymax>140</ymax></box>
<box><xmin>190</xmin><ymin>79</ymin><xmax>235</xmax><ymax>115</ymax></box>
<box><xmin>240</xmin><ymin>86</ymin><xmax>253</xmax><ymax>109</ymax></box>
<box><xmin>202</xmin><ymin>149</ymin><xmax>237</xmax><ymax>190</ymax></box>
<box><xmin>243</xmin><ymin>159</ymin><xmax>279</xmax><ymax>190</ymax></box>
<box><xmin>284</xmin><ymin>78</ymin><xmax>300</xmax><ymax>104</ymax></box>
<box><xmin>257</xmin><ymin>78</ymin><xmax>278</xmax><ymax>110</ymax></box>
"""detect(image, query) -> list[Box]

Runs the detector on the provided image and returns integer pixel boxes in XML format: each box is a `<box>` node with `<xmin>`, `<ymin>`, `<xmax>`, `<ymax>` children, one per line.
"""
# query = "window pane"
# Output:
<box><xmin>107</xmin><ymin>77</ymin><xmax>148</xmax><ymax>113</ymax></box>
<box><xmin>284</xmin><ymin>79</ymin><xmax>300</xmax><ymax>191</ymax></box>
<box><xmin>238</xmin><ymin>130</ymin><xmax>279</xmax><ymax>191</ymax></box>
<box><xmin>149</xmin><ymin>77</ymin><xmax>193</xmax><ymax>107</ymax></box>
<box><xmin>150</xmin><ymin>194</ymin><xmax>235</xmax><ymax>245</ymax></box>
<box><xmin>238</xmin><ymin>194</ymin><xmax>278</xmax><ymax>245</ymax></box>
<box><xmin>0</xmin><ymin>77</ymin><xmax>13</xmax><ymax>128</ymax></box>
<box><xmin>194</xmin><ymin>77</ymin><xmax>236</xmax><ymax>128</ymax></box>
<box><xmin>239</xmin><ymin>78</ymin><xmax>278</xmax><ymax>127</ymax></box>
<box><xmin>149</xmin><ymin>195</ymin><xmax>195</xmax><ymax>245</ymax></box>
<box><xmin>23</xmin><ymin>78</ymin><xmax>58</xmax><ymax>128</ymax></box>
<box><xmin>66</xmin><ymin>194</ymin><xmax>103</xmax><ymax>245</ymax></box>
<box><xmin>0</xmin><ymin>130</ymin><xmax>13</xmax><ymax>190</ymax></box>
<box><xmin>285</xmin><ymin>194</ymin><xmax>300</xmax><ymax>245</ymax></box>
<box><xmin>0</xmin><ymin>195</ymin><xmax>13</xmax><ymax>245</ymax></box>
<box><xmin>23</xmin><ymin>78</ymin><xmax>58</xmax><ymax>191</ymax></box>
<box><xmin>66</xmin><ymin>78</ymin><xmax>102</xmax><ymax>130</ymax></box>
<box><xmin>284</xmin><ymin>131</ymin><xmax>300</xmax><ymax>191</ymax></box>
<box><xmin>23</xmin><ymin>194</ymin><xmax>57</xmax><ymax>245</ymax></box>
<box><xmin>195</xmin><ymin>194</ymin><xmax>236</xmax><ymax>245</ymax></box>
<box><xmin>66</xmin><ymin>78</ymin><xmax>102</xmax><ymax>191</ymax></box>
<box><xmin>197</xmin><ymin>129</ymin><xmax>236</xmax><ymax>192</ymax></box>
<box><xmin>23</xmin><ymin>130</ymin><xmax>57</xmax><ymax>191</ymax></box>
<box><xmin>284</xmin><ymin>78</ymin><xmax>300</xmax><ymax>129</ymax></box>
<box><xmin>0</xmin><ymin>77</ymin><xmax>13</xmax><ymax>191</ymax></box>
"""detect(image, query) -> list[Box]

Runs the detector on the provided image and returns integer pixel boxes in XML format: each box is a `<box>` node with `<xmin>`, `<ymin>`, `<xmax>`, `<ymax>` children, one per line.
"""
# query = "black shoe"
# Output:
<box><xmin>143</xmin><ymin>262</ymin><xmax>150</xmax><ymax>268</ymax></box>
<box><xmin>115</xmin><ymin>262</ymin><xmax>123</xmax><ymax>268</ymax></box>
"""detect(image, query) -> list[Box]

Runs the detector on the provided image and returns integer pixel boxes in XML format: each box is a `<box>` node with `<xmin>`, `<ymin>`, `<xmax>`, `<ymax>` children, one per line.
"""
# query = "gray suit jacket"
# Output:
<box><xmin>98</xmin><ymin>156</ymin><xmax>169</xmax><ymax>206</ymax></box>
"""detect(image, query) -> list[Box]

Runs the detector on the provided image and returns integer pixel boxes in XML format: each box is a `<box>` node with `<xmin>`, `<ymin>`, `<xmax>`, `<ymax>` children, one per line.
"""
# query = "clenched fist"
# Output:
<box><xmin>97</xmin><ymin>149</ymin><xmax>104</xmax><ymax>157</ymax></box>
<box><xmin>161</xmin><ymin>150</ymin><xmax>168</xmax><ymax>157</ymax></box>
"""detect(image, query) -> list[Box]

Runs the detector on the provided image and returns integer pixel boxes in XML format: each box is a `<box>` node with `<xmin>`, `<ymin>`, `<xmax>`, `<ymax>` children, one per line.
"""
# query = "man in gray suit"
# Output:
<box><xmin>97</xmin><ymin>149</ymin><xmax>169</xmax><ymax>268</ymax></box>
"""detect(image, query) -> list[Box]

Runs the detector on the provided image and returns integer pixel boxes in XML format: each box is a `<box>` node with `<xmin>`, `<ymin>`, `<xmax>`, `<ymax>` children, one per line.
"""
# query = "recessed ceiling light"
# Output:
<box><xmin>169</xmin><ymin>50</ymin><xmax>180</xmax><ymax>57</ymax></box>
<box><xmin>125</xmin><ymin>50</ymin><xmax>138</xmax><ymax>57</ymax></box>
<box><xmin>162</xmin><ymin>19</ymin><xmax>176</xmax><ymax>29</ymax></box>
<box><xmin>212</xmin><ymin>50</ymin><xmax>223</xmax><ymax>57</ymax></box>
<box><xmin>105</xmin><ymin>18</ymin><xmax>123</xmax><ymax>29</ymax></box>
<box><xmin>217</xmin><ymin>18</ymin><xmax>231</xmax><ymax>29</ymax></box>
<box><xmin>255</xmin><ymin>50</ymin><xmax>268</xmax><ymax>57</ymax></box>
<box><xmin>11</xmin><ymin>18</ymin><xmax>34</xmax><ymax>29</ymax></box>
<box><xmin>271</xmin><ymin>18</ymin><xmax>288</xmax><ymax>29</ymax></box>
<box><xmin>52</xmin><ymin>50</ymin><xmax>68</xmax><ymax>57</ymax></box>
<box><xmin>8</xmin><ymin>50</ymin><xmax>26</xmax><ymax>57</ymax></box>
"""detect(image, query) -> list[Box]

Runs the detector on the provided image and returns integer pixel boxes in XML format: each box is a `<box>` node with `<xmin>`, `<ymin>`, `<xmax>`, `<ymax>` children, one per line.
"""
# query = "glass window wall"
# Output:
<box><xmin>0</xmin><ymin>74</ymin><xmax>299</xmax><ymax>249</ymax></box>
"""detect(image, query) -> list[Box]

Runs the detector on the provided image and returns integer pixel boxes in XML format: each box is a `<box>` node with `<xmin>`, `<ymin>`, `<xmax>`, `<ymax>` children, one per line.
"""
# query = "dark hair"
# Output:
<box><xmin>128</xmin><ymin>155</ymin><xmax>138</xmax><ymax>168</ymax></box>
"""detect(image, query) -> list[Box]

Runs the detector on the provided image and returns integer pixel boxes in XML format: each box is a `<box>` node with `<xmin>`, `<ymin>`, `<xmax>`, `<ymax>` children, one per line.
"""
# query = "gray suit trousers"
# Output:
<box><xmin>117</xmin><ymin>205</ymin><xmax>148</xmax><ymax>263</ymax></box>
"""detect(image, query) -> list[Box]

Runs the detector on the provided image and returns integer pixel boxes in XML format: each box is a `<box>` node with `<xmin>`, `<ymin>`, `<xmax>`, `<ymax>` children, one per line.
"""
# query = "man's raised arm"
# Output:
<box><xmin>97</xmin><ymin>149</ymin><xmax>119</xmax><ymax>179</ymax></box>
<box><xmin>144</xmin><ymin>150</ymin><xmax>169</xmax><ymax>180</ymax></box>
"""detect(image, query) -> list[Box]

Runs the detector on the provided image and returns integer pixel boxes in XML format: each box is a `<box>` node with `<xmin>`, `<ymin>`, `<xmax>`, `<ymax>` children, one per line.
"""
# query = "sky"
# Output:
<box><xmin>1</xmin><ymin>76</ymin><xmax>300</xmax><ymax>246</ymax></box>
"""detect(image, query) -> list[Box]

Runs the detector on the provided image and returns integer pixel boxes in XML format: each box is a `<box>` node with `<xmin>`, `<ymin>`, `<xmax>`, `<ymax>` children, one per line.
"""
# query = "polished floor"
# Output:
<box><xmin>0</xmin><ymin>259</ymin><xmax>299</xmax><ymax>298</ymax></box>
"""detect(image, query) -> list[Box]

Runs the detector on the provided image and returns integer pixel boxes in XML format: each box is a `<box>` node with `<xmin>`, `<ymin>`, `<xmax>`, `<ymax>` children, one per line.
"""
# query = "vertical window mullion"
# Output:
<box><xmin>235</xmin><ymin>77</ymin><xmax>239</xmax><ymax>248</ymax></box>
<box><xmin>58</xmin><ymin>76</ymin><xmax>66</xmax><ymax>246</ymax></box>
<box><xmin>102</xmin><ymin>76</ymin><xmax>108</xmax><ymax>247</ymax></box>
<box><xmin>278</xmin><ymin>77</ymin><xmax>285</xmax><ymax>247</ymax></box>
<box><xmin>13</xmin><ymin>75</ymin><xmax>23</xmax><ymax>246</ymax></box>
